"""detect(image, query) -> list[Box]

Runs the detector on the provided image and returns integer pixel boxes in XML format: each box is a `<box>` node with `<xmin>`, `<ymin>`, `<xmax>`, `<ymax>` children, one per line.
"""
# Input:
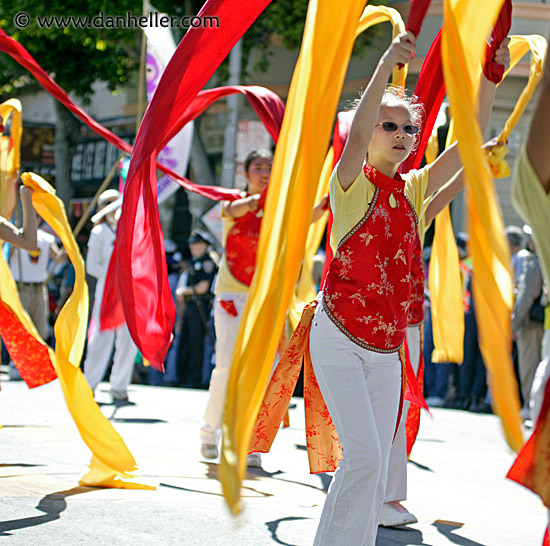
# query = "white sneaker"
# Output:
<box><xmin>379</xmin><ymin>501</ymin><xmax>418</xmax><ymax>527</ymax></box>
<box><xmin>520</xmin><ymin>407</ymin><xmax>531</xmax><ymax>421</ymax></box>
<box><xmin>201</xmin><ymin>443</ymin><xmax>219</xmax><ymax>459</ymax></box>
<box><xmin>8</xmin><ymin>362</ymin><xmax>22</xmax><ymax>381</ymax></box>
<box><xmin>110</xmin><ymin>389</ymin><xmax>129</xmax><ymax>402</ymax></box>
<box><xmin>246</xmin><ymin>452</ymin><xmax>262</xmax><ymax>468</ymax></box>
<box><xmin>425</xmin><ymin>396</ymin><xmax>445</xmax><ymax>408</ymax></box>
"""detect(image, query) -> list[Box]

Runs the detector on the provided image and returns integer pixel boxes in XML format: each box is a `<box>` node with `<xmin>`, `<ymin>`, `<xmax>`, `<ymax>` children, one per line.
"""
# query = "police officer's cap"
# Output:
<box><xmin>188</xmin><ymin>230</ymin><xmax>212</xmax><ymax>245</ymax></box>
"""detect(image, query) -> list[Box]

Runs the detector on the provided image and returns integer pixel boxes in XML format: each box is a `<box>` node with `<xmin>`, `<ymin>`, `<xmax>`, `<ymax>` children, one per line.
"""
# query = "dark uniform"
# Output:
<box><xmin>177</xmin><ymin>250</ymin><xmax>217</xmax><ymax>388</ymax></box>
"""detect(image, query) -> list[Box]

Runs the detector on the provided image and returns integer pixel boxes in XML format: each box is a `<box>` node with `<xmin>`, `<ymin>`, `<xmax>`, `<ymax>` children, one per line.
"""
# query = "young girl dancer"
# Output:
<box><xmin>201</xmin><ymin>149</ymin><xmax>327</xmax><ymax>466</ymax></box>
<box><xmin>310</xmin><ymin>31</ymin><xmax>508</xmax><ymax>545</ymax></box>
<box><xmin>200</xmin><ymin>149</ymin><xmax>273</xmax><ymax>465</ymax></box>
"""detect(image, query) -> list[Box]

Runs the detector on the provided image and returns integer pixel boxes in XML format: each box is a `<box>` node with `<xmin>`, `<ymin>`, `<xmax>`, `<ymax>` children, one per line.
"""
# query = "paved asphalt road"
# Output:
<box><xmin>0</xmin><ymin>369</ymin><xmax>546</xmax><ymax>545</ymax></box>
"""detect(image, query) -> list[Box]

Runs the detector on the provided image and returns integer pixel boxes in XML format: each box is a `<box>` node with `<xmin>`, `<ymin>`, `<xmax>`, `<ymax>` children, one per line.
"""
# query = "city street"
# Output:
<box><xmin>0</xmin><ymin>367</ymin><xmax>545</xmax><ymax>546</ymax></box>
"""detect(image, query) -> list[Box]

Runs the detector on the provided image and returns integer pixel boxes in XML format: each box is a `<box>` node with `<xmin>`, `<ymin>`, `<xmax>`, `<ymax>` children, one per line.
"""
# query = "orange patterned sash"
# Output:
<box><xmin>249</xmin><ymin>300</ymin><xmax>343</xmax><ymax>473</ymax></box>
<box><xmin>250</xmin><ymin>300</ymin><xmax>427</xmax><ymax>473</ymax></box>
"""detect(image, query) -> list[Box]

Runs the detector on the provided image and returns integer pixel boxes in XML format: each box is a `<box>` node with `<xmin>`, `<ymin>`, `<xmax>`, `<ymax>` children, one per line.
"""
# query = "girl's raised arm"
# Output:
<box><xmin>337</xmin><ymin>31</ymin><xmax>416</xmax><ymax>190</ymax></box>
<box><xmin>525</xmin><ymin>30</ymin><xmax>550</xmax><ymax>193</ymax></box>
<box><xmin>0</xmin><ymin>186</ymin><xmax>38</xmax><ymax>251</ymax></box>
<box><xmin>426</xmin><ymin>38</ymin><xmax>511</xmax><ymax>197</ymax></box>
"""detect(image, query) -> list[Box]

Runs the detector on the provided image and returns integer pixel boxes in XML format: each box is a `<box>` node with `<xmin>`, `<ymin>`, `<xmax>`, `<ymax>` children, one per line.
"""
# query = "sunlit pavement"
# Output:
<box><xmin>0</xmin><ymin>369</ymin><xmax>545</xmax><ymax>546</ymax></box>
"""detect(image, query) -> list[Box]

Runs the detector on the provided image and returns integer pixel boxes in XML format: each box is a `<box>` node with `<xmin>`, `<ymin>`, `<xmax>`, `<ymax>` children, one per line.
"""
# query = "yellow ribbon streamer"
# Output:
<box><xmin>288</xmin><ymin>5</ymin><xmax>407</xmax><ymax>330</ymax></box>
<box><xmin>0</xmin><ymin>99</ymin><xmax>22</xmax><ymax>215</ymax></box>
<box><xmin>430</xmin><ymin>35</ymin><xmax>546</xmax><ymax>364</ymax></box>
<box><xmin>430</xmin><ymin>124</ymin><xmax>465</xmax><ymax>364</ymax></box>
<box><xmin>356</xmin><ymin>5</ymin><xmax>407</xmax><ymax>88</ymax></box>
<box><xmin>21</xmin><ymin>172</ymin><xmax>155</xmax><ymax>489</ymax></box>
<box><xmin>287</xmin><ymin>147</ymin><xmax>332</xmax><ymax>330</ymax></box>
<box><xmin>442</xmin><ymin>0</ymin><xmax>522</xmax><ymax>451</ymax></box>
<box><xmin>487</xmin><ymin>35</ymin><xmax>547</xmax><ymax>178</ymax></box>
<box><xmin>425</xmin><ymin>127</ymin><xmax>439</xmax><ymax>166</ymax></box>
<box><xmin>430</xmin><ymin>203</ymin><xmax>464</xmax><ymax>363</ymax></box>
<box><xmin>219</xmin><ymin>0</ymin><xmax>368</xmax><ymax>514</ymax></box>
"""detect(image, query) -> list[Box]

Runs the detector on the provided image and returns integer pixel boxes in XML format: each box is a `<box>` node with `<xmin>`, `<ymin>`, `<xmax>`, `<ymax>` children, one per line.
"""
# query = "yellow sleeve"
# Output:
<box><xmin>512</xmin><ymin>145</ymin><xmax>550</xmax><ymax>287</ymax></box>
<box><xmin>403</xmin><ymin>166</ymin><xmax>431</xmax><ymax>221</ymax></box>
<box><xmin>329</xmin><ymin>163</ymin><xmax>375</xmax><ymax>252</ymax></box>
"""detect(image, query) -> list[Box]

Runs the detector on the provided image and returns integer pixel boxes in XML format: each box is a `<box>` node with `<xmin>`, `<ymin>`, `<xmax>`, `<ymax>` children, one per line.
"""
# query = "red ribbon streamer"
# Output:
<box><xmin>100</xmin><ymin>84</ymin><xmax>284</xmax><ymax>335</ymax></box>
<box><xmin>0</xmin><ymin>301</ymin><xmax>56</xmax><ymax>388</ymax></box>
<box><xmin>406</xmin><ymin>0</ymin><xmax>432</xmax><ymax>38</ymax></box>
<box><xmin>115</xmin><ymin>0</ymin><xmax>273</xmax><ymax>367</ymax></box>
<box><xmin>0</xmin><ymin>22</ymin><xmax>284</xmax><ymax>366</ymax></box>
<box><xmin>220</xmin><ymin>300</ymin><xmax>239</xmax><ymax>317</ymax></box>
<box><xmin>320</xmin><ymin>111</ymin><xmax>353</xmax><ymax>286</ymax></box>
<box><xmin>483</xmin><ymin>0</ymin><xmax>512</xmax><ymax>84</ymax></box>
<box><xmin>0</xmin><ymin>29</ymin><xmax>278</xmax><ymax>202</ymax></box>
<box><xmin>400</xmin><ymin>29</ymin><xmax>445</xmax><ymax>173</ymax></box>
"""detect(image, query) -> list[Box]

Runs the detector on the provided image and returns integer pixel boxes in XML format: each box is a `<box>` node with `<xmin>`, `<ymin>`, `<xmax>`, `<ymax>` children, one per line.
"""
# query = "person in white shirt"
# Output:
<box><xmin>82</xmin><ymin>189</ymin><xmax>138</xmax><ymax>402</ymax></box>
<box><xmin>9</xmin><ymin>219</ymin><xmax>59</xmax><ymax>341</ymax></box>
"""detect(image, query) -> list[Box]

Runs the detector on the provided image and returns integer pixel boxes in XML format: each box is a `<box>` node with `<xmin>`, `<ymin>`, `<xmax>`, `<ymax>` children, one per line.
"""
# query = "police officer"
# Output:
<box><xmin>176</xmin><ymin>230</ymin><xmax>217</xmax><ymax>388</ymax></box>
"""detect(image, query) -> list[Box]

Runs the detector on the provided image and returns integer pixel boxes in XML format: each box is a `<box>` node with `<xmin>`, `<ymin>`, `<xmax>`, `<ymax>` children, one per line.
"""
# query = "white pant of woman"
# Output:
<box><xmin>530</xmin><ymin>330</ymin><xmax>550</xmax><ymax>423</ymax></box>
<box><xmin>528</xmin><ymin>330</ymin><xmax>550</xmax><ymax>537</ymax></box>
<box><xmin>384</xmin><ymin>325</ymin><xmax>421</xmax><ymax>502</ymax></box>
<box><xmin>200</xmin><ymin>292</ymin><xmax>248</xmax><ymax>446</ymax></box>
<box><xmin>310</xmin><ymin>303</ymin><xmax>402</xmax><ymax>546</ymax></box>
<box><xmin>83</xmin><ymin>295</ymin><xmax>138</xmax><ymax>393</ymax></box>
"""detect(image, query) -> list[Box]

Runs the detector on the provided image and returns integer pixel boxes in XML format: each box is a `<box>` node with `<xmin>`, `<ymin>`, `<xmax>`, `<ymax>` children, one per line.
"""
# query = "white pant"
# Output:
<box><xmin>528</xmin><ymin>330</ymin><xmax>550</xmax><ymax>538</ymax></box>
<box><xmin>385</xmin><ymin>325</ymin><xmax>421</xmax><ymax>503</ymax></box>
<box><xmin>310</xmin><ymin>303</ymin><xmax>402</xmax><ymax>546</ymax></box>
<box><xmin>200</xmin><ymin>292</ymin><xmax>248</xmax><ymax>446</ymax></box>
<box><xmin>530</xmin><ymin>330</ymin><xmax>550</xmax><ymax>425</ymax></box>
<box><xmin>83</xmin><ymin>294</ymin><xmax>138</xmax><ymax>393</ymax></box>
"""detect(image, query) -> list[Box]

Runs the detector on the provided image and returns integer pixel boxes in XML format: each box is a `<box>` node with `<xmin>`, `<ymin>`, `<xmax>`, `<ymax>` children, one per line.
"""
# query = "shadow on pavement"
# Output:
<box><xmin>266</xmin><ymin>516</ymin><xmax>311</xmax><ymax>546</ymax></box>
<box><xmin>160</xmin><ymin>481</ymin><xmax>225</xmax><ymax>497</ymax></box>
<box><xmin>110</xmin><ymin>418</ymin><xmax>167</xmax><ymax>424</ymax></box>
<box><xmin>0</xmin><ymin>486</ymin><xmax>94</xmax><ymax>536</ymax></box>
<box><xmin>376</xmin><ymin>526</ymin><xmax>426</xmax><ymax>545</ymax></box>
<box><xmin>204</xmin><ymin>460</ymin><xmax>332</xmax><ymax>495</ymax></box>
<box><xmin>203</xmin><ymin>461</ymin><xmax>284</xmax><ymax>481</ymax></box>
<box><xmin>409</xmin><ymin>459</ymin><xmax>434</xmax><ymax>472</ymax></box>
<box><xmin>433</xmin><ymin>521</ymin><xmax>485</xmax><ymax>546</ymax></box>
<box><xmin>160</xmin><ymin>480</ymin><xmax>273</xmax><ymax>500</ymax></box>
<box><xmin>0</xmin><ymin>463</ymin><xmax>43</xmax><ymax>468</ymax></box>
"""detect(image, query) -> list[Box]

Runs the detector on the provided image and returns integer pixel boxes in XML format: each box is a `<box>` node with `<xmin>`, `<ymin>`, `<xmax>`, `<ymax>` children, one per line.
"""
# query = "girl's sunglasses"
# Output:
<box><xmin>376</xmin><ymin>122</ymin><xmax>419</xmax><ymax>135</ymax></box>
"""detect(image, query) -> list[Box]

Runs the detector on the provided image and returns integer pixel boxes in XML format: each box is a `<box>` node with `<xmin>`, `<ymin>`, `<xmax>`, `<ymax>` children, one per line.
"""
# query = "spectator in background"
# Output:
<box><xmin>9</xmin><ymin>214</ymin><xmax>60</xmax><ymax>343</ymax></box>
<box><xmin>175</xmin><ymin>230</ymin><xmax>217</xmax><ymax>389</ymax></box>
<box><xmin>9</xmin><ymin>214</ymin><xmax>60</xmax><ymax>380</ymax></box>
<box><xmin>0</xmin><ymin>182</ymin><xmax>38</xmax><ymax>375</ymax></box>
<box><xmin>455</xmin><ymin>268</ymin><xmax>491</xmax><ymax>413</ymax></box>
<box><xmin>82</xmin><ymin>190</ymin><xmax>138</xmax><ymax>402</ymax></box>
<box><xmin>511</xmin><ymin>229</ymin><xmax>544</xmax><ymax>421</ymax></box>
<box><xmin>506</xmin><ymin>225</ymin><xmax>530</xmax><ymax>285</ymax></box>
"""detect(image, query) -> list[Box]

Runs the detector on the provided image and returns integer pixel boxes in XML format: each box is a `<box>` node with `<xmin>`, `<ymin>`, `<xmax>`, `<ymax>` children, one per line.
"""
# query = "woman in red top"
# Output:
<box><xmin>310</xmin><ymin>31</ymin><xmax>509</xmax><ymax>546</ymax></box>
<box><xmin>201</xmin><ymin>149</ymin><xmax>328</xmax><ymax>466</ymax></box>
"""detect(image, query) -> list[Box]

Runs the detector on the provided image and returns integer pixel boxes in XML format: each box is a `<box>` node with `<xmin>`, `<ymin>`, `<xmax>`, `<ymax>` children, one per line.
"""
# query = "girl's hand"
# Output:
<box><xmin>482</xmin><ymin>137</ymin><xmax>501</xmax><ymax>151</ymax></box>
<box><xmin>247</xmin><ymin>194</ymin><xmax>260</xmax><ymax>211</ymax></box>
<box><xmin>494</xmin><ymin>37</ymin><xmax>511</xmax><ymax>73</ymax></box>
<box><xmin>381</xmin><ymin>31</ymin><xmax>416</xmax><ymax>69</ymax></box>
<box><xmin>20</xmin><ymin>185</ymin><xmax>34</xmax><ymax>204</ymax></box>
